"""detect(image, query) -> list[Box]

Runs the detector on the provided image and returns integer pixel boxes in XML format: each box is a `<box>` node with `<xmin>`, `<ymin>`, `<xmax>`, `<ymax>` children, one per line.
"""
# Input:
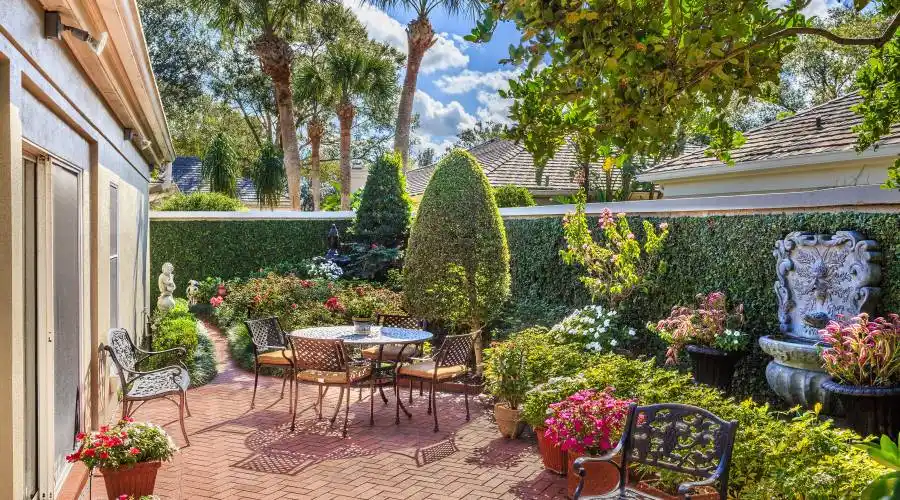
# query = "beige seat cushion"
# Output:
<box><xmin>296</xmin><ymin>364</ymin><xmax>372</xmax><ymax>384</ymax></box>
<box><xmin>361</xmin><ymin>344</ymin><xmax>419</xmax><ymax>362</ymax></box>
<box><xmin>398</xmin><ymin>361</ymin><xmax>467</xmax><ymax>381</ymax></box>
<box><xmin>258</xmin><ymin>349</ymin><xmax>293</xmax><ymax>366</ymax></box>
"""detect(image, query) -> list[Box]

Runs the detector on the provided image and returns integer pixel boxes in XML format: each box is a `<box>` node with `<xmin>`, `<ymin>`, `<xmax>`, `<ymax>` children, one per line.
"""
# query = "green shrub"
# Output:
<box><xmin>484</xmin><ymin>341</ymin><xmax>531</xmax><ymax>409</ymax></box>
<box><xmin>352</xmin><ymin>152</ymin><xmax>412</xmax><ymax>247</ymax></box>
<box><xmin>145</xmin><ymin>298</ymin><xmax>218</xmax><ymax>386</ymax></box>
<box><xmin>404</xmin><ymin>149</ymin><xmax>511</xmax><ymax>371</ymax></box>
<box><xmin>154</xmin><ymin>315</ymin><xmax>199</xmax><ymax>367</ymax></box>
<box><xmin>493</xmin><ymin>185</ymin><xmax>536</xmax><ymax>208</ymax></box>
<box><xmin>191</xmin><ymin>324</ymin><xmax>218</xmax><ymax>386</ymax></box>
<box><xmin>155</xmin><ymin>192</ymin><xmax>246</xmax><ymax>212</ymax></box>
<box><xmin>249</xmin><ymin>141</ymin><xmax>286</xmax><ymax>209</ymax></box>
<box><xmin>507</xmin><ymin>327</ymin><xmax>587</xmax><ymax>386</ymax></box>
<box><xmin>202</xmin><ymin>132</ymin><xmax>239</xmax><ymax>197</ymax></box>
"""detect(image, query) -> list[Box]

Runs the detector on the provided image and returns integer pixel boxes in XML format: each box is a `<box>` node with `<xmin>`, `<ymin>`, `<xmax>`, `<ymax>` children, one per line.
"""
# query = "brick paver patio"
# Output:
<box><xmin>85</xmin><ymin>324</ymin><xmax>567</xmax><ymax>499</ymax></box>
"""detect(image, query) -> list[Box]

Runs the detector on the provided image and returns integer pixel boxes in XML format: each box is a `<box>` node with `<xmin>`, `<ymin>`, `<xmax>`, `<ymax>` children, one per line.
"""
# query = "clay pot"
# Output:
<box><xmin>821</xmin><ymin>380</ymin><xmax>900</xmax><ymax>437</ymax></box>
<box><xmin>534</xmin><ymin>426</ymin><xmax>567</xmax><ymax>475</ymax></box>
<box><xmin>632</xmin><ymin>478</ymin><xmax>719</xmax><ymax>499</ymax></box>
<box><xmin>686</xmin><ymin>345</ymin><xmax>743</xmax><ymax>393</ymax></box>
<box><xmin>101</xmin><ymin>461</ymin><xmax>161</xmax><ymax>500</ymax></box>
<box><xmin>566</xmin><ymin>451</ymin><xmax>621</xmax><ymax>499</ymax></box>
<box><xmin>494</xmin><ymin>403</ymin><xmax>524</xmax><ymax>438</ymax></box>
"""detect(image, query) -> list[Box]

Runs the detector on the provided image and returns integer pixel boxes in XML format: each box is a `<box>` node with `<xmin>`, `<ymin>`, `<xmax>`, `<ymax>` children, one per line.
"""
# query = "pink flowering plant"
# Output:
<box><xmin>65</xmin><ymin>419</ymin><xmax>177</xmax><ymax>470</ymax></box>
<box><xmin>649</xmin><ymin>291</ymin><xmax>747</xmax><ymax>364</ymax></box>
<box><xmin>820</xmin><ymin>313</ymin><xmax>900</xmax><ymax>387</ymax></box>
<box><xmin>543</xmin><ymin>388</ymin><xmax>634</xmax><ymax>455</ymax></box>
<box><xmin>560</xmin><ymin>191</ymin><xmax>669</xmax><ymax>309</ymax></box>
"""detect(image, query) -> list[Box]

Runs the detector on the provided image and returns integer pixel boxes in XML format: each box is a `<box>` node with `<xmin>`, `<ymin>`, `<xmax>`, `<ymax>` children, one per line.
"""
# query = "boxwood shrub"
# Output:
<box><xmin>146</xmin><ymin>299</ymin><xmax>217</xmax><ymax>387</ymax></box>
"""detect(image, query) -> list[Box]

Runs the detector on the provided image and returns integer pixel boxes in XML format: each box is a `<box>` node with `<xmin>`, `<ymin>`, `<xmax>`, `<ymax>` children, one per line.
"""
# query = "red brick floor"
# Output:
<box><xmin>84</xmin><ymin>324</ymin><xmax>567</xmax><ymax>499</ymax></box>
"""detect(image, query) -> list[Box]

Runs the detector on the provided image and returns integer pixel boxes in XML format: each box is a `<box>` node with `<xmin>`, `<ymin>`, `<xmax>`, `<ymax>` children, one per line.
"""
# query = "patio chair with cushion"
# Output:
<box><xmin>573</xmin><ymin>403</ymin><xmax>738</xmax><ymax>500</ymax></box>
<box><xmin>395</xmin><ymin>333</ymin><xmax>473</xmax><ymax>432</ymax></box>
<box><xmin>360</xmin><ymin>314</ymin><xmax>428</xmax><ymax>403</ymax></box>
<box><xmin>245</xmin><ymin>317</ymin><xmax>295</xmax><ymax>411</ymax></box>
<box><xmin>101</xmin><ymin>328</ymin><xmax>192</xmax><ymax>445</ymax></box>
<box><xmin>289</xmin><ymin>336</ymin><xmax>373</xmax><ymax>437</ymax></box>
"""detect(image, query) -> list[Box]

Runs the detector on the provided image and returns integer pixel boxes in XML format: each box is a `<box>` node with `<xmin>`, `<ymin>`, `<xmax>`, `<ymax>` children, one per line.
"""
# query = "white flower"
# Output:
<box><xmin>628</xmin><ymin>328</ymin><xmax>636</xmax><ymax>336</ymax></box>
<box><xmin>610</xmin><ymin>339</ymin><xmax>618</xmax><ymax>347</ymax></box>
<box><xmin>609</xmin><ymin>310</ymin><xmax>618</xmax><ymax>316</ymax></box>
<box><xmin>603</xmin><ymin>319</ymin><xmax>611</xmax><ymax>327</ymax></box>
<box><xmin>599</xmin><ymin>327</ymin><xmax>607</xmax><ymax>334</ymax></box>
<box><xmin>594</xmin><ymin>332</ymin><xmax>600</xmax><ymax>339</ymax></box>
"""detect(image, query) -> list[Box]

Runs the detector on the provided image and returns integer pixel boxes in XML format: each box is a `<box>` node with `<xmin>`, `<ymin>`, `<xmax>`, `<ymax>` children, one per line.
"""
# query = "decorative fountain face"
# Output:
<box><xmin>760</xmin><ymin>231</ymin><xmax>881</xmax><ymax>413</ymax></box>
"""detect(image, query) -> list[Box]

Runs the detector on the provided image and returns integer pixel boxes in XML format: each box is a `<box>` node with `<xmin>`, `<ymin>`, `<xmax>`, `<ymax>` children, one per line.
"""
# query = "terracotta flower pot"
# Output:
<box><xmin>632</xmin><ymin>478</ymin><xmax>719</xmax><ymax>500</ymax></box>
<box><xmin>101</xmin><ymin>461</ymin><xmax>161</xmax><ymax>500</ymax></box>
<box><xmin>566</xmin><ymin>451</ymin><xmax>621</xmax><ymax>499</ymax></box>
<box><xmin>686</xmin><ymin>345</ymin><xmax>743</xmax><ymax>393</ymax></box>
<box><xmin>534</xmin><ymin>426</ymin><xmax>567</xmax><ymax>475</ymax></box>
<box><xmin>821</xmin><ymin>380</ymin><xmax>900</xmax><ymax>437</ymax></box>
<box><xmin>494</xmin><ymin>403</ymin><xmax>524</xmax><ymax>439</ymax></box>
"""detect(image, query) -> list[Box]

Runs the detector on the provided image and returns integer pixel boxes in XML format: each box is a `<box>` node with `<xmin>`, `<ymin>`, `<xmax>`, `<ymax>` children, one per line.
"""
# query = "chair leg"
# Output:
<box><xmin>317</xmin><ymin>386</ymin><xmax>324</xmax><ymax>420</ymax></box>
<box><xmin>291</xmin><ymin>381</ymin><xmax>299</xmax><ymax>432</ymax></box>
<box><xmin>427</xmin><ymin>382</ymin><xmax>433</xmax><ymax>415</ymax></box>
<box><xmin>184</xmin><ymin>391</ymin><xmax>192</xmax><ymax>418</ymax></box>
<box><xmin>408</xmin><ymin>378</ymin><xmax>413</xmax><ymax>404</ymax></box>
<box><xmin>343</xmin><ymin>383</ymin><xmax>351</xmax><ymax>438</ymax></box>
<box><xmin>251</xmin><ymin>362</ymin><xmax>260</xmax><ymax>409</ymax></box>
<box><xmin>330</xmin><ymin>387</ymin><xmax>344</xmax><ymax>425</ymax></box>
<box><xmin>464</xmin><ymin>380</ymin><xmax>469</xmax><ymax>422</ymax></box>
<box><xmin>280</xmin><ymin>370</ymin><xmax>287</xmax><ymax>398</ymax></box>
<box><xmin>419</xmin><ymin>380</ymin><xmax>423</xmax><ymax>396</ymax></box>
<box><xmin>288</xmin><ymin>366</ymin><xmax>294</xmax><ymax>414</ymax></box>
<box><xmin>370</xmin><ymin>380</ymin><xmax>376</xmax><ymax>426</ymax></box>
<box><xmin>395</xmin><ymin>377</ymin><xmax>401</xmax><ymax>425</ymax></box>
<box><xmin>379</xmin><ymin>385</ymin><xmax>389</xmax><ymax>404</ymax></box>
<box><xmin>432</xmin><ymin>382</ymin><xmax>439</xmax><ymax>433</ymax></box>
<box><xmin>179</xmin><ymin>392</ymin><xmax>191</xmax><ymax>446</ymax></box>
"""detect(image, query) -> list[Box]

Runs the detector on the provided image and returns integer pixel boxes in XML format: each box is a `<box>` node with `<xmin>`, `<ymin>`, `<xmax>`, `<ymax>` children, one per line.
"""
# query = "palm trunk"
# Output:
<box><xmin>581</xmin><ymin>160</ymin><xmax>590</xmax><ymax>198</ymax></box>
<box><xmin>393</xmin><ymin>16</ymin><xmax>435</xmax><ymax>174</ymax></box>
<box><xmin>337</xmin><ymin>101</ymin><xmax>355</xmax><ymax>210</ymax></box>
<box><xmin>308</xmin><ymin>118</ymin><xmax>324</xmax><ymax>211</ymax></box>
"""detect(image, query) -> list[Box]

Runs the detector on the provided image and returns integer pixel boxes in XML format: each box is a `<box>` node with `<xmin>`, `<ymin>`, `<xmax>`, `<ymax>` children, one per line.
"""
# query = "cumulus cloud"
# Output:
<box><xmin>413</xmin><ymin>90</ymin><xmax>476</xmax><ymax>137</ymax></box>
<box><xmin>474</xmin><ymin>91</ymin><xmax>513</xmax><ymax>124</ymax></box>
<box><xmin>341</xmin><ymin>1</ymin><xmax>468</xmax><ymax>74</ymax></box>
<box><xmin>434</xmin><ymin>69</ymin><xmax>521</xmax><ymax>94</ymax></box>
<box><xmin>767</xmin><ymin>0</ymin><xmax>837</xmax><ymax>17</ymax></box>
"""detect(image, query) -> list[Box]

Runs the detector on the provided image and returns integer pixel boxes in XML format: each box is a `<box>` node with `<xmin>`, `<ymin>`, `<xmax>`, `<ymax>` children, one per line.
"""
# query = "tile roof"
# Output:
<box><xmin>407</xmin><ymin>138</ymin><xmax>619</xmax><ymax>196</ymax></box>
<box><xmin>172</xmin><ymin>157</ymin><xmax>292</xmax><ymax>209</ymax></box>
<box><xmin>643</xmin><ymin>93</ymin><xmax>900</xmax><ymax>177</ymax></box>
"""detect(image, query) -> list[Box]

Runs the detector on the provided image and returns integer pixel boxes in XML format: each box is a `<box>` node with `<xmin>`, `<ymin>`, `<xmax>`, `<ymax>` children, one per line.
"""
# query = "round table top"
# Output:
<box><xmin>289</xmin><ymin>325</ymin><xmax>433</xmax><ymax>345</ymax></box>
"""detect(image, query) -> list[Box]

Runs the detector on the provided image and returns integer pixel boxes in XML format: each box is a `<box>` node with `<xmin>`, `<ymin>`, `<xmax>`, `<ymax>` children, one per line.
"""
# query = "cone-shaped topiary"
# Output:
<box><xmin>202</xmin><ymin>132</ymin><xmax>239</xmax><ymax>198</ymax></box>
<box><xmin>403</xmin><ymin>149</ymin><xmax>511</xmax><ymax>374</ymax></box>
<box><xmin>353</xmin><ymin>152</ymin><xmax>412</xmax><ymax>247</ymax></box>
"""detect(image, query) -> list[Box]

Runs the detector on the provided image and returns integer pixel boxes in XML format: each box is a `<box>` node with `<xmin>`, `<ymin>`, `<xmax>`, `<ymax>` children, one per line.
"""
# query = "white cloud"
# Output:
<box><xmin>767</xmin><ymin>0</ymin><xmax>837</xmax><ymax>17</ymax></box>
<box><xmin>341</xmin><ymin>1</ymin><xmax>468</xmax><ymax>74</ymax></box>
<box><xmin>434</xmin><ymin>69</ymin><xmax>521</xmax><ymax>94</ymax></box>
<box><xmin>414</xmin><ymin>133</ymin><xmax>455</xmax><ymax>155</ymax></box>
<box><xmin>413</xmin><ymin>89</ymin><xmax>476</xmax><ymax>137</ymax></box>
<box><xmin>474</xmin><ymin>91</ymin><xmax>513</xmax><ymax>124</ymax></box>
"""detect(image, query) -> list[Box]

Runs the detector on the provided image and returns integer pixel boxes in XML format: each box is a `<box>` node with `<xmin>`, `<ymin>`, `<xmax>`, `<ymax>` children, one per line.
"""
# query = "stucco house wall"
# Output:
<box><xmin>0</xmin><ymin>0</ymin><xmax>172</xmax><ymax>496</ymax></box>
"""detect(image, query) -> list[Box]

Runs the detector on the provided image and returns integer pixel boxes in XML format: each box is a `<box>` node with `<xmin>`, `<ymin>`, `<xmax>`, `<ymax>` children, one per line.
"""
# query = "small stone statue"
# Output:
<box><xmin>157</xmin><ymin>262</ymin><xmax>176</xmax><ymax>312</ymax></box>
<box><xmin>186</xmin><ymin>280</ymin><xmax>200</xmax><ymax>306</ymax></box>
<box><xmin>325</xmin><ymin>224</ymin><xmax>341</xmax><ymax>260</ymax></box>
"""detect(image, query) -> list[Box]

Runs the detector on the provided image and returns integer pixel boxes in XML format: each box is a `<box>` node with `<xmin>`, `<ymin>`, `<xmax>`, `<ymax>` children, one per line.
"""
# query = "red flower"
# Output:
<box><xmin>65</xmin><ymin>452</ymin><xmax>81</xmax><ymax>463</ymax></box>
<box><xmin>324</xmin><ymin>297</ymin><xmax>344</xmax><ymax>313</ymax></box>
<box><xmin>75</xmin><ymin>432</ymin><xmax>86</xmax><ymax>441</ymax></box>
<box><xmin>129</xmin><ymin>447</ymin><xmax>141</xmax><ymax>455</ymax></box>
<box><xmin>119</xmin><ymin>495</ymin><xmax>129</xmax><ymax>500</ymax></box>
<box><xmin>83</xmin><ymin>448</ymin><xmax>95</xmax><ymax>457</ymax></box>
<box><xmin>98</xmin><ymin>451</ymin><xmax>109</xmax><ymax>459</ymax></box>
<box><xmin>300</xmin><ymin>280</ymin><xmax>313</xmax><ymax>288</ymax></box>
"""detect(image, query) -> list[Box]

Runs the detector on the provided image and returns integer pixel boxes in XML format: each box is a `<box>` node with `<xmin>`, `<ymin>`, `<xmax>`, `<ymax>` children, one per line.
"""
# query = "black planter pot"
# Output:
<box><xmin>686</xmin><ymin>345</ymin><xmax>743</xmax><ymax>393</ymax></box>
<box><xmin>821</xmin><ymin>380</ymin><xmax>900</xmax><ymax>438</ymax></box>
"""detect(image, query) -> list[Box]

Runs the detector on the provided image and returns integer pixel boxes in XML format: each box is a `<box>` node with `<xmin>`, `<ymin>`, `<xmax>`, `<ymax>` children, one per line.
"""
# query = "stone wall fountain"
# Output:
<box><xmin>759</xmin><ymin>231</ymin><xmax>881</xmax><ymax>413</ymax></box>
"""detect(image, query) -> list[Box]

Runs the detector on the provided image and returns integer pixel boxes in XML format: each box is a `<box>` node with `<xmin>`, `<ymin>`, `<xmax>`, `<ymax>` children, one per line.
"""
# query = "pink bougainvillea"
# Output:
<box><xmin>543</xmin><ymin>388</ymin><xmax>633</xmax><ymax>455</ymax></box>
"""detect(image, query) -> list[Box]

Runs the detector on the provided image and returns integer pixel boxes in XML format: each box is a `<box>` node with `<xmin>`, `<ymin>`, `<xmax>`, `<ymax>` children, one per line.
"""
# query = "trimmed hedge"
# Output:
<box><xmin>150</xmin><ymin>218</ymin><xmax>351</xmax><ymax>302</ymax></box>
<box><xmin>504</xmin><ymin>212</ymin><xmax>900</xmax><ymax>403</ymax></box>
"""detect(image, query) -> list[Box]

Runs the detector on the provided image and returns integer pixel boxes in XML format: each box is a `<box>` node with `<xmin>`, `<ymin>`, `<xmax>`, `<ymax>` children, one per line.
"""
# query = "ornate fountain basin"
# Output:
<box><xmin>759</xmin><ymin>335</ymin><xmax>840</xmax><ymax>414</ymax></box>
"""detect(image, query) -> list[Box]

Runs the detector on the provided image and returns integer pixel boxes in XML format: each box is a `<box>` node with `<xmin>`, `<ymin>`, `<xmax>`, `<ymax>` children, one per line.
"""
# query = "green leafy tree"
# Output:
<box><xmin>191</xmin><ymin>0</ymin><xmax>316</xmax><ymax>211</ymax></box>
<box><xmin>855</xmin><ymin>36</ymin><xmax>900</xmax><ymax>189</ymax></box>
<box><xmin>454</xmin><ymin>120</ymin><xmax>505</xmax><ymax>149</ymax></box>
<box><xmin>492</xmin><ymin>185</ymin><xmax>535</xmax><ymax>208</ymax></box>
<box><xmin>353</xmin><ymin>152</ymin><xmax>412</xmax><ymax>247</ymax></box>
<box><xmin>366</xmin><ymin>0</ymin><xmax>482</xmax><ymax>171</ymax></box>
<box><xmin>416</xmin><ymin>147</ymin><xmax>436</xmax><ymax>167</ymax></box>
<box><xmin>469</xmin><ymin>0</ymin><xmax>900</xmax><ymax>173</ymax></box>
<box><xmin>403</xmin><ymin>149</ymin><xmax>510</xmax><ymax>374</ymax></box>
<box><xmin>250</xmin><ymin>142</ymin><xmax>286</xmax><ymax>209</ymax></box>
<box><xmin>202</xmin><ymin>132</ymin><xmax>240</xmax><ymax>197</ymax></box>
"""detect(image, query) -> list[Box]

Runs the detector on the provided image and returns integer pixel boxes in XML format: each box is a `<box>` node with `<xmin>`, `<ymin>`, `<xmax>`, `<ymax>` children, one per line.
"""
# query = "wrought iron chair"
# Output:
<box><xmin>395</xmin><ymin>333</ymin><xmax>473</xmax><ymax>432</ymax></box>
<box><xmin>289</xmin><ymin>336</ymin><xmax>373</xmax><ymax>437</ymax></box>
<box><xmin>573</xmin><ymin>403</ymin><xmax>738</xmax><ymax>500</ymax></box>
<box><xmin>101</xmin><ymin>328</ymin><xmax>192</xmax><ymax>445</ymax></box>
<box><xmin>245</xmin><ymin>317</ymin><xmax>295</xmax><ymax>411</ymax></box>
<box><xmin>360</xmin><ymin>314</ymin><xmax>428</xmax><ymax>403</ymax></box>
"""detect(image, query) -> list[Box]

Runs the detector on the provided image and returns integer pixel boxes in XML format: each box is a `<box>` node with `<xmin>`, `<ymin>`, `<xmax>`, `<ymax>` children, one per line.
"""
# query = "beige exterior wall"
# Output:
<box><xmin>0</xmin><ymin>0</ymin><xmax>169</xmax><ymax>496</ymax></box>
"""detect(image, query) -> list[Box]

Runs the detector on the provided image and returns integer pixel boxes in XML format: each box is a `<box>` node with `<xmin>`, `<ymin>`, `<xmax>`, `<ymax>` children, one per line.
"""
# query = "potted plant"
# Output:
<box><xmin>544</xmin><ymin>388</ymin><xmax>633</xmax><ymax>498</ymax></box>
<box><xmin>522</xmin><ymin>376</ymin><xmax>585</xmax><ymax>475</ymax></box>
<box><xmin>820</xmin><ymin>313</ymin><xmax>900</xmax><ymax>437</ymax></box>
<box><xmin>484</xmin><ymin>340</ymin><xmax>531</xmax><ymax>438</ymax></box>
<box><xmin>650</xmin><ymin>291</ymin><xmax>748</xmax><ymax>392</ymax></box>
<box><xmin>346</xmin><ymin>289</ymin><xmax>379</xmax><ymax>335</ymax></box>
<box><xmin>66</xmin><ymin>419</ymin><xmax>177</xmax><ymax>499</ymax></box>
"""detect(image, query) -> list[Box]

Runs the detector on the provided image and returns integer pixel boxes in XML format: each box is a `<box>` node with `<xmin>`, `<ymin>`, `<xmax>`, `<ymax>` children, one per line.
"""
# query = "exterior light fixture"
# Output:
<box><xmin>44</xmin><ymin>11</ymin><xmax>108</xmax><ymax>55</ymax></box>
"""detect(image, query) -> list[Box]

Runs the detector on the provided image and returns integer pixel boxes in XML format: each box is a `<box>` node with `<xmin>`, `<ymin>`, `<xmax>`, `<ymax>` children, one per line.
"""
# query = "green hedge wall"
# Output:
<box><xmin>150</xmin><ymin>219</ymin><xmax>351</xmax><ymax>300</ymax></box>
<box><xmin>504</xmin><ymin>212</ymin><xmax>900</xmax><ymax>403</ymax></box>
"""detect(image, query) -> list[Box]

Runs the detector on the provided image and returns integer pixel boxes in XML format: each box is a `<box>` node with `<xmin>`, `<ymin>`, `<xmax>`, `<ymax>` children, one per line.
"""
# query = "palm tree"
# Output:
<box><xmin>325</xmin><ymin>42</ymin><xmax>400</xmax><ymax>209</ymax></box>
<box><xmin>367</xmin><ymin>0</ymin><xmax>481</xmax><ymax>172</ymax></box>
<box><xmin>191</xmin><ymin>0</ymin><xmax>314</xmax><ymax>210</ymax></box>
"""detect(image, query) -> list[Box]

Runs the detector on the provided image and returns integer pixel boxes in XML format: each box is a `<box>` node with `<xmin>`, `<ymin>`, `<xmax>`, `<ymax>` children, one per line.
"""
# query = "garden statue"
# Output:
<box><xmin>325</xmin><ymin>224</ymin><xmax>341</xmax><ymax>259</ymax></box>
<box><xmin>157</xmin><ymin>262</ymin><xmax>176</xmax><ymax>312</ymax></box>
<box><xmin>186</xmin><ymin>280</ymin><xmax>200</xmax><ymax>306</ymax></box>
<box><xmin>759</xmin><ymin>231</ymin><xmax>881</xmax><ymax>413</ymax></box>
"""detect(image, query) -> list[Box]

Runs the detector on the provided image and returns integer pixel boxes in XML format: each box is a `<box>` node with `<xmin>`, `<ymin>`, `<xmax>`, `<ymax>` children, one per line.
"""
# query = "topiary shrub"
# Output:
<box><xmin>493</xmin><ymin>184</ymin><xmax>536</xmax><ymax>208</ymax></box>
<box><xmin>403</xmin><ymin>149</ymin><xmax>511</xmax><ymax>374</ymax></box>
<box><xmin>155</xmin><ymin>192</ymin><xmax>246</xmax><ymax>211</ymax></box>
<box><xmin>145</xmin><ymin>298</ymin><xmax>216</xmax><ymax>386</ymax></box>
<box><xmin>352</xmin><ymin>152</ymin><xmax>412</xmax><ymax>247</ymax></box>
<box><xmin>202</xmin><ymin>132</ymin><xmax>239</xmax><ymax>197</ymax></box>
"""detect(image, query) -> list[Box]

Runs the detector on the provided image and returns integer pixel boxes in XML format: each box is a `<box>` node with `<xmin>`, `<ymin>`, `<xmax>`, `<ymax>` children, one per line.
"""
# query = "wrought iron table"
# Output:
<box><xmin>288</xmin><ymin>326</ymin><xmax>433</xmax><ymax>423</ymax></box>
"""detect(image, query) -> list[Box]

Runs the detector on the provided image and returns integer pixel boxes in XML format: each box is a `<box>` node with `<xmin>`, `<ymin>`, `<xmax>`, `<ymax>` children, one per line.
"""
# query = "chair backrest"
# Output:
<box><xmin>622</xmin><ymin>403</ymin><xmax>738</xmax><ymax>497</ymax></box>
<box><xmin>289</xmin><ymin>336</ymin><xmax>348</xmax><ymax>373</ymax></box>
<box><xmin>245</xmin><ymin>317</ymin><xmax>285</xmax><ymax>352</ymax></box>
<box><xmin>377</xmin><ymin>313</ymin><xmax>427</xmax><ymax>330</ymax></box>
<box><xmin>104</xmin><ymin>328</ymin><xmax>138</xmax><ymax>384</ymax></box>
<box><xmin>435</xmin><ymin>334</ymin><xmax>473</xmax><ymax>368</ymax></box>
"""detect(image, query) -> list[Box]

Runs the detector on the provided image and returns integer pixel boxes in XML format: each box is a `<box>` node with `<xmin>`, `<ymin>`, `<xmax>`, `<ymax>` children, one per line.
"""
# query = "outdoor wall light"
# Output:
<box><xmin>44</xmin><ymin>11</ymin><xmax>108</xmax><ymax>55</ymax></box>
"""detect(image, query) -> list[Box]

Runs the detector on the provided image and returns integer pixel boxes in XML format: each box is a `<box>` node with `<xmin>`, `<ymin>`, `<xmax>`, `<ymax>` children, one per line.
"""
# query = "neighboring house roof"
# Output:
<box><xmin>641</xmin><ymin>93</ymin><xmax>900</xmax><ymax>180</ymax></box>
<box><xmin>172</xmin><ymin>157</ymin><xmax>292</xmax><ymax>209</ymax></box>
<box><xmin>407</xmin><ymin>138</ymin><xmax>620</xmax><ymax>196</ymax></box>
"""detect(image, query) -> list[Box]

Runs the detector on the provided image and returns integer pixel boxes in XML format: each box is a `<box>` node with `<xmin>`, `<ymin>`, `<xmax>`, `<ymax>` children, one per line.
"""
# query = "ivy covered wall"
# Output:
<box><xmin>504</xmin><ymin>212</ymin><xmax>900</xmax><ymax>403</ymax></box>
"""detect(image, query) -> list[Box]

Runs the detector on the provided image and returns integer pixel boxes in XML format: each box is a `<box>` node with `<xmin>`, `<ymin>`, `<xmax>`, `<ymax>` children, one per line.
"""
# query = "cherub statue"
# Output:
<box><xmin>157</xmin><ymin>262</ymin><xmax>176</xmax><ymax>312</ymax></box>
<box><xmin>186</xmin><ymin>279</ymin><xmax>200</xmax><ymax>306</ymax></box>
